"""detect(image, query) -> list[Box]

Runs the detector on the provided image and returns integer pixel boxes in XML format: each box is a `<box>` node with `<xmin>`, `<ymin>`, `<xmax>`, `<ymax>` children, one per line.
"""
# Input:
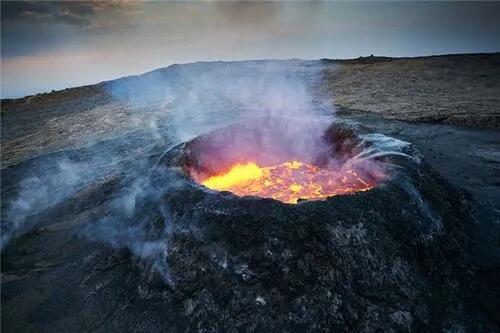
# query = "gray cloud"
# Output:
<box><xmin>2</xmin><ymin>1</ymin><xmax>134</xmax><ymax>26</ymax></box>
<box><xmin>2</xmin><ymin>1</ymin><xmax>500</xmax><ymax>98</ymax></box>
<box><xmin>1</xmin><ymin>0</ymin><xmax>137</xmax><ymax>57</ymax></box>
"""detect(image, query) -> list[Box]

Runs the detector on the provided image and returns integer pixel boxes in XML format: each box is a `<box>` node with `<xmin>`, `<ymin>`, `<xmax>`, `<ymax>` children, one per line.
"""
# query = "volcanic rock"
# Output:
<box><xmin>99</xmin><ymin>120</ymin><xmax>497</xmax><ymax>331</ymax></box>
<box><xmin>1</xmin><ymin>55</ymin><xmax>499</xmax><ymax>332</ymax></box>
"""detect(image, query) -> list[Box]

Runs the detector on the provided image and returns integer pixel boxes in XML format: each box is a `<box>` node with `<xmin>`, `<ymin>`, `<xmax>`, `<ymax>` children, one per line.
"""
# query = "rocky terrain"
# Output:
<box><xmin>2</xmin><ymin>53</ymin><xmax>499</xmax><ymax>168</ymax></box>
<box><xmin>1</xmin><ymin>53</ymin><xmax>499</xmax><ymax>332</ymax></box>
<box><xmin>325</xmin><ymin>53</ymin><xmax>500</xmax><ymax>128</ymax></box>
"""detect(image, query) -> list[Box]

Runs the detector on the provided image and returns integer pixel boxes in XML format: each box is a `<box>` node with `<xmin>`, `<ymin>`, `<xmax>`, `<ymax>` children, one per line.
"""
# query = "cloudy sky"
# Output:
<box><xmin>2</xmin><ymin>1</ymin><xmax>500</xmax><ymax>98</ymax></box>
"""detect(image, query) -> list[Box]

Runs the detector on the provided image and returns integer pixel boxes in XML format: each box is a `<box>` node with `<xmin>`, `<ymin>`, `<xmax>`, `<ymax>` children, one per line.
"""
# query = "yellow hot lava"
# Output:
<box><xmin>199</xmin><ymin>160</ymin><xmax>375</xmax><ymax>204</ymax></box>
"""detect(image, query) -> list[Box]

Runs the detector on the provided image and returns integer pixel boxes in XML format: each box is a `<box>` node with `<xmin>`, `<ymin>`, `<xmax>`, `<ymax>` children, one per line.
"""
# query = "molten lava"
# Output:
<box><xmin>198</xmin><ymin>160</ymin><xmax>376</xmax><ymax>204</ymax></box>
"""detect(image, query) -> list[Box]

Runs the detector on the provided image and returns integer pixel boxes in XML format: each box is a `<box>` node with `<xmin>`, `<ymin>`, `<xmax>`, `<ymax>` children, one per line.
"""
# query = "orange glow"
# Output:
<box><xmin>199</xmin><ymin>160</ymin><xmax>376</xmax><ymax>204</ymax></box>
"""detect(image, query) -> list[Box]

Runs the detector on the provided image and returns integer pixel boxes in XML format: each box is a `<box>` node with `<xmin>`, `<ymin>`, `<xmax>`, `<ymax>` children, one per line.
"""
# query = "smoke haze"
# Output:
<box><xmin>2</xmin><ymin>59</ymin><xmax>417</xmax><ymax>283</ymax></box>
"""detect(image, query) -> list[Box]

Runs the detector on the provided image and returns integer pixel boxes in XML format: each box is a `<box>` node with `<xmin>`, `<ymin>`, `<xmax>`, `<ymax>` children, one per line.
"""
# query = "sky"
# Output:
<box><xmin>2</xmin><ymin>1</ymin><xmax>500</xmax><ymax>98</ymax></box>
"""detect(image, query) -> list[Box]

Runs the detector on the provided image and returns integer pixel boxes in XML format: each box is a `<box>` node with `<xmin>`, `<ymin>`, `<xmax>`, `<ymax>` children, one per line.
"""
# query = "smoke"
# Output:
<box><xmin>150</xmin><ymin>60</ymin><xmax>331</xmax><ymax>141</ymax></box>
<box><xmin>2</xmin><ymin>159</ymin><xmax>93</xmax><ymax>246</ymax></box>
<box><xmin>1</xmin><ymin>59</ymin><xmax>422</xmax><ymax>282</ymax></box>
<box><xmin>2</xmin><ymin>60</ymin><xmax>332</xmax><ymax>279</ymax></box>
<box><xmin>96</xmin><ymin>59</ymin><xmax>333</xmax><ymax>278</ymax></box>
<box><xmin>2</xmin><ymin>59</ymin><xmax>428</xmax><ymax>284</ymax></box>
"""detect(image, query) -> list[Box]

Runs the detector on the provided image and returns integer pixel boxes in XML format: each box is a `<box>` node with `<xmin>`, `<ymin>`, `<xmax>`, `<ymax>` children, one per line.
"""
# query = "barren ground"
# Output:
<box><xmin>1</xmin><ymin>53</ymin><xmax>499</xmax><ymax>332</ymax></box>
<box><xmin>325</xmin><ymin>53</ymin><xmax>500</xmax><ymax>128</ymax></box>
<box><xmin>1</xmin><ymin>53</ymin><xmax>499</xmax><ymax>169</ymax></box>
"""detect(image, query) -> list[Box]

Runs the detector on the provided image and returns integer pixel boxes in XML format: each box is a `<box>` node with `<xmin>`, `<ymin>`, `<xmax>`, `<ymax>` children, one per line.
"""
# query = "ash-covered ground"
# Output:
<box><xmin>1</xmin><ymin>53</ymin><xmax>499</xmax><ymax>332</ymax></box>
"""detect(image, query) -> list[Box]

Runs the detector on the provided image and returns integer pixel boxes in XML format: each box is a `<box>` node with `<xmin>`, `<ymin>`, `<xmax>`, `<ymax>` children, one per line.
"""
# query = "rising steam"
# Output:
<box><xmin>1</xmin><ymin>60</ymin><xmax>414</xmax><ymax>281</ymax></box>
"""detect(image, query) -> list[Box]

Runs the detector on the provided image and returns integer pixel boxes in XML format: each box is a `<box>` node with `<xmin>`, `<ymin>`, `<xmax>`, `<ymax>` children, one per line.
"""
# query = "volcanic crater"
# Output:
<box><xmin>2</xmin><ymin>56</ymin><xmax>499</xmax><ymax>332</ymax></box>
<box><xmin>171</xmin><ymin>117</ymin><xmax>388</xmax><ymax>204</ymax></box>
<box><xmin>140</xmin><ymin>115</ymin><xmax>497</xmax><ymax>331</ymax></box>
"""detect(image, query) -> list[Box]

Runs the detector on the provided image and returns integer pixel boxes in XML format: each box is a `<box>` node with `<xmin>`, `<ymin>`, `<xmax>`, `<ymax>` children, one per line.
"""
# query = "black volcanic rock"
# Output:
<box><xmin>2</xmin><ymin>56</ymin><xmax>500</xmax><ymax>332</ymax></box>
<box><xmin>98</xmin><ymin>121</ymin><xmax>496</xmax><ymax>332</ymax></box>
<box><xmin>2</xmin><ymin>119</ymin><xmax>499</xmax><ymax>332</ymax></box>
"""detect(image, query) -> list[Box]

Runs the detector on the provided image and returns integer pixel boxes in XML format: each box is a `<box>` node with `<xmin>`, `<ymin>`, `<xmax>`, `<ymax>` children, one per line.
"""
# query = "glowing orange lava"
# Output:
<box><xmin>199</xmin><ymin>160</ymin><xmax>376</xmax><ymax>204</ymax></box>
